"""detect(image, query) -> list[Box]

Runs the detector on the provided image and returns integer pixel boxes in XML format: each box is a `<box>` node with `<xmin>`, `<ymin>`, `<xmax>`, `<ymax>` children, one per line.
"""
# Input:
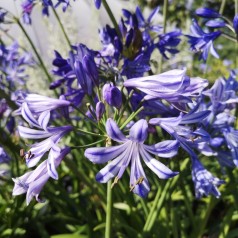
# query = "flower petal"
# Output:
<box><xmin>85</xmin><ymin>142</ymin><xmax>129</xmax><ymax>164</ymax></box>
<box><xmin>130</xmin><ymin>145</ymin><xmax>150</xmax><ymax>198</ymax></box>
<box><xmin>144</xmin><ymin>140</ymin><xmax>179</xmax><ymax>158</ymax></box>
<box><xmin>140</xmin><ymin>145</ymin><xmax>178</xmax><ymax>179</ymax></box>
<box><xmin>106</xmin><ymin>118</ymin><xmax>127</xmax><ymax>142</ymax></box>
<box><xmin>129</xmin><ymin>119</ymin><xmax>148</xmax><ymax>143</ymax></box>
<box><xmin>38</xmin><ymin>110</ymin><xmax>51</xmax><ymax>131</ymax></box>
<box><xmin>18</xmin><ymin>126</ymin><xmax>52</xmax><ymax>139</ymax></box>
<box><xmin>95</xmin><ymin>144</ymin><xmax>132</xmax><ymax>183</ymax></box>
<box><xmin>21</xmin><ymin>102</ymin><xmax>40</xmax><ymax>128</ymax></box>
<box><xmin>180</xmin><ymin>111</ymin><xmax>211</xmax><ymax>124</ymax></box>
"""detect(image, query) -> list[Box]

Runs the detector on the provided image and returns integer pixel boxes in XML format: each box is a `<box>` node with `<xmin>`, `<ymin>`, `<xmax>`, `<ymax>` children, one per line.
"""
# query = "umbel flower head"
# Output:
<box><xmin>85</xmin><ymin>119</ymin><xmax>179</xmax><ymax>198</ymax></box>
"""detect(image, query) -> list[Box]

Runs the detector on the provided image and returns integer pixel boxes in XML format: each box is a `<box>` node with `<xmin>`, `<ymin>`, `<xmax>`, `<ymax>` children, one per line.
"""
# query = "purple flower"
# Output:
<box><xmin>233</xmin><ymin>15</ymin><xmax>238</xmax><ymax>35</ymax></box>
<box><xmin>195</xmin><ymin>8</ymin><xmax>221</xmax><ymax>19</ymax></box>
<box><xmin>191</xmin><ymin>156</ymin><xmax>224</xmax><ymax>198</ymax></box>
<box><xmin>21</xmin><ymin>0</ymin><xmax>34</xmax><ymax>24</ymax></box>
<box><xmin>94</xmin><ymin>0</ymin><xmax>101</xmax><ymax>9</ymax></box>
<box><xmin>15</xmin><ymin>94</ymin><xmax>71</xmax><ymax>116</ymax></box>
<box><xmin>103</xmin><ymin>83</ymin><xmax>122</xmax><ymax>109</ymax></box>
<box><xmin>156</xmin><ymin>31</ymin><xmax>181</xmax><ymax>59</ymax></box>
<box><xmin>18</xmin><ymin>103</ymin><xmax>72</xmax><ymax>167</ymax></box>
<box><xmin>205</xmin><ymin>19</ymin><xmax>226</xmax><ymax>28</ymax></box>
<box><xmin>186</xmin><ymin>19</ymin><xmax>221</xmax><ymax>61</ymax></box>
<box><xmin>85</xmin><ymin>119</ymin><xmax>179</xmax><ymax>198</ymax></box>
<box><xmin>12</xmin><ymin>147</ymin><xmax>70</xmax><ymax>205</ymax></box>
<box><xmin>124</xmin><ymin>68</ymin><xmax>208</xmax><ymax>104</ymax></box>
<box><xmin>96</xmin><ymin>101</ymin><xmax>105</xmax><ymax>121</ymax></box>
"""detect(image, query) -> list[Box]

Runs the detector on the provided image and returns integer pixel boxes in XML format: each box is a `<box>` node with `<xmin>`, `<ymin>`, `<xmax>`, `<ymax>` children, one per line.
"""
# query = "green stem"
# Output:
<box><xmin>221</xmin><ymin>33</ymin><xmax>237</xmax><ymax>42</ymax></box>
<box><xmin>102</xmin><ymin>0</ymin><xmax>121</xmax><ymax>38</ymax></box>
<box><xmin>71</xmin><ymin>138</ymin><xmax>106</xmax><ymax>149</ymax></box>
<box><xmin>105</xmin><ymin>138</ymin><xmax>113</xmax><ymax>238</ymax></box>
<box><xmin>120</xmin><ymin>106</ymin><xmax>144</xmax><ymax>130</ymax></box>
<box><xmin>219</xmin><ymin>0</ymin><xmax>226</xmax><ymax>14</ymax></box>
<box><xmin>52</xmin><ymin>7</ymin><xmax>71</xmax><ymax>49</ymax></box>
<box><xmin>75</xmin><ymin>128</ymin><xmax>107</xmax><ymax>137</ymax></box>
<box><xmin>117</xmin><ymin>89</ymin><xmax>134</xmax><ymax>124</ymax></box>
<box><xmin>105</xmin><ymin>179</ymin><xmax>113</xmax><ymax>238</ymax></box>
<box><xmin>15</xmin><ymin>18</ymin><xmax>53</xmax><ymax>84</ymax></box>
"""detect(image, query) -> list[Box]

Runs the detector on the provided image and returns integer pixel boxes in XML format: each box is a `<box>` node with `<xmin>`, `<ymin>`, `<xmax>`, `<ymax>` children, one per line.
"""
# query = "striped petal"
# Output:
<box><xmin>180</xmin><ymin>111</ymin><xmax>211</xmax><ymax>124</ymax></box>
<box><xmin>38</xmin><ymin>110</ymin><xmax>50</xmax><ymax>131</ymax></box>
<box><xmin>21</xmin><ymin>102</ymin><xmax>40</xmax><ymax>128</ymax></box>
<box><xmin>47</xmin><ymin>145</ymin><xmax>61</xmax><ymax>180</ymax></box>
<box><xmin>130</xmin><ymin>145</ymin><xmax>150</xmax><ymax>198</ymax></box>
<box><xmin>95</xmin><ymin>145</ymin><xmax>132</xmax><ymax>183</ymax></box>
<box><xmin>85</xmin><ymin>142</ymin><xmax>129</xmax><ymax>164</ymax></box>
<box><xmin>139</xmin><ymin>145</ymin><xmax>178</xmax><ymax>179</ymax></box>
<box><xmin>106</xmin><ymin>118</ymin><xmax>127</xmax><ymax>142</ymax></box>
<box><xmin>129</xmin><ymin>119</ymin><xmax>148</xmax><ymax>143</ymax></box>
<box><xmin>18</xmin><ymin>126</ymin><xmax>52</xmax><ymax>139</ymax></box>
<box><xmin>144</xmin><ymin>140</ymin><xmax>179</xmax><ymax>158</ymax></box>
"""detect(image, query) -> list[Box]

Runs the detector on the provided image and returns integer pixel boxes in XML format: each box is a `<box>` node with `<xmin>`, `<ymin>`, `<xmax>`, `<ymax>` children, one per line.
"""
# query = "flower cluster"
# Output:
<box><xmin>186</xmin><ymin>8</ymin><xmax>238</xmax><ymax>61</ymax></box>
<box><xmin>0</xmin><ymin>2</ymin><xmax>236</xmax><ymax>206</ymax></box>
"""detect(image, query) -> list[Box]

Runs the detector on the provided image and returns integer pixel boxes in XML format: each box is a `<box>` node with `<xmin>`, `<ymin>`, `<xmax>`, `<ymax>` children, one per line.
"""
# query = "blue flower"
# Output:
<box><xmin>233</xmin><ymin>14</ymin><xmax>238</xmax><ymax>35</ymax></box>
<box><xmin>21</xmin><ymin>0</ymin><xmax>35</xmax><ymax>24</ymax></box>
<box><xmin>195</xmin><ymin>8</ymin><xmax>221</xmax><ymax>19</ymax></box>
<box><xmin>85</xmin><ymin>119</ymin><xmax>179</xmax><ymax>198</ymax></box>
<box><xmin>94</xmin><ymin>0</ymin><xmax>101</xmax><ymax>9</ymax></box>
<box><xmin>156</xmin><ymin>31</ymin><xmax>181</xmax><ymax>59</ymax></box>
<box><xmin>191</xmin><ymin>156</ymin><xmax>224</xmax><ymax>198</ymax></box>
<box><xmin>186</xmin><ymin>19</ymin><xmax>221</xmax><ymax>61</ymax></box>
<box><xmin>12</xmin><ymin>147</ymin><xmax>71</xmax><ymax>205</ymax></box>
<box><xmin>103</xmin><ymin>83</ymin><xmax>122</xmax><ymax>109</ymax></box>
<box><xmin>15</xmin><ymin>94</ymin><xmax>71</xmax><ymax>116</ymax></box>
<box><xmin>17</xmin><ymin>102</ymin><xmax>72</xmax><ymax>167</ymax></box>
<box><xmin>124</xmin><ymin>68</ymin><xmax>208</xmax><ymax>104</ymax></box>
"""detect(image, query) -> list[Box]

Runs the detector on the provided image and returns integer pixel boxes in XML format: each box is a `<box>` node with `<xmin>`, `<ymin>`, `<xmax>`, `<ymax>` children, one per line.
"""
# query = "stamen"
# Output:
<box><xmin>130</xmin><ymin>177</ymin><xmax>144</xmax><ymax>192</ymax></box>
<box><xmin>111</xmin><ymin>176</ymin><xmax>119</xmax><ymax>189</ymax></box>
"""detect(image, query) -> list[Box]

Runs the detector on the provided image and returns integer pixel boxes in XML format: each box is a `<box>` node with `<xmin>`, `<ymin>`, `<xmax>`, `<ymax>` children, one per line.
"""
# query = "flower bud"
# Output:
<box><xmin>96</xmin><ymin>101</ymin><xmax>105</xmax><ymax>121</ymax></box>
<box><xmin>195</xmin><ymin>8</ymin><xmax>221</xmax><ymax>19</ymax></box>
<box><xmin>103</xmin><ymin>83</ymin><xmax>122</xmax><ymax>109</ymax></box>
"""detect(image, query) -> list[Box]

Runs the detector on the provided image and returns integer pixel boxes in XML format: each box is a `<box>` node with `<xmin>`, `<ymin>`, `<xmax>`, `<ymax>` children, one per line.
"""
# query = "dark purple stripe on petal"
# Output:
<box><xmin>106</xmin><ymin>118</ymin><xmax>127</xmax><ymax>142</ymax></box>
<box><xmin>129</xmin><ymin>119</ymin><xmax>148</xmax><ymax>143</ymax></box>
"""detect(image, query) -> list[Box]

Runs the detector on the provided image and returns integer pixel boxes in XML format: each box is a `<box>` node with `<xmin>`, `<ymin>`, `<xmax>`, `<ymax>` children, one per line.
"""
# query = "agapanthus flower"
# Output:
<box><xmin>191</xmin><ymin>155</ymin><xmax>224</xmax><ymax>198</ymax></box>
<box><xmin>124</xmin><ymin>68</ymin><xmax>208</xmax><ymax>104</ymax></box>
<box><xmin>233</xmin><ymin>15</ymin><xmax>238</xmax><ymax>35</ymax></box>
<box><xmin>156</xmin><ymin>31</ymin><xmax>181</xmax><ymax>59</ymax></box>
<box><xmin>103</xmin><ymin>83</ymin><xmax>122</xmax><ymax>109</ymax></box>
<box><xmin>21</xmin><ymin>0</ymin><xmax>35</xmax><ymax>24</ymax></box>
<box><xmin>186</xmin><ymin>19</ymin><xmax>221</xmax><ymax>61</ymax></box>
<box><xmin>14</xmin><ymin>94</ymin><xmax>71</xmax><ymax>116</ymax></box>
<box><xmin>12</xmin><ymin>147</ymin><xmax>71</xmax><ymax>205</ymax></box>
<box><xmin>195</xmin><ymin>8</ymin><xmax>221</xmax><ymax>19</ymax></box>
<box><xmin>18</xmin><ymin>102</ymin><xmax>72</xmax><ymax>167</ymax></box>
<box><xmin>85</xmin><ymin>119</ymin><xmax>179</xmax><ymax>198</ymax></box>
<box><xmin>18</xmin><ymin>124</ymin><xmax>72</xmax><ymax>167</ymax></box>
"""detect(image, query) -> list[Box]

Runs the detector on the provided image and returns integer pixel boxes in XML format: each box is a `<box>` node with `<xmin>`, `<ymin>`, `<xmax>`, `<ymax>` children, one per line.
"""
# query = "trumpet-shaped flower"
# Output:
<box><xmin>12</xmin><ymin>147</ymin><xmax>70</xmax><ymax>205</ymax></box>
<box><xmin>186</xmin><ymin>19</ymin><xmax>221</xmax><ymax>61</ymax></box>
<box><xmin>191</xmin><ymin>156</ymin><xmax>224</xmax><ymax>198</ymax></box>
<box><xmin>124</xmin><ymin>68</ymin><xmax>208</xmax><ymax>103</ymax></box>
<box><xmin>14</xmin><ymin>94</ymin><xmax>71</xmax><ymax>117</ymax></box>
<box><xmin>85</xmin><ymin>119</ymin><xmax>179</xmax><ymax>198</ymax></box>
<box><xmin>18</xmin><ymin>125</ymin><xmax>72</xmax><ymax>167</ymax></box>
